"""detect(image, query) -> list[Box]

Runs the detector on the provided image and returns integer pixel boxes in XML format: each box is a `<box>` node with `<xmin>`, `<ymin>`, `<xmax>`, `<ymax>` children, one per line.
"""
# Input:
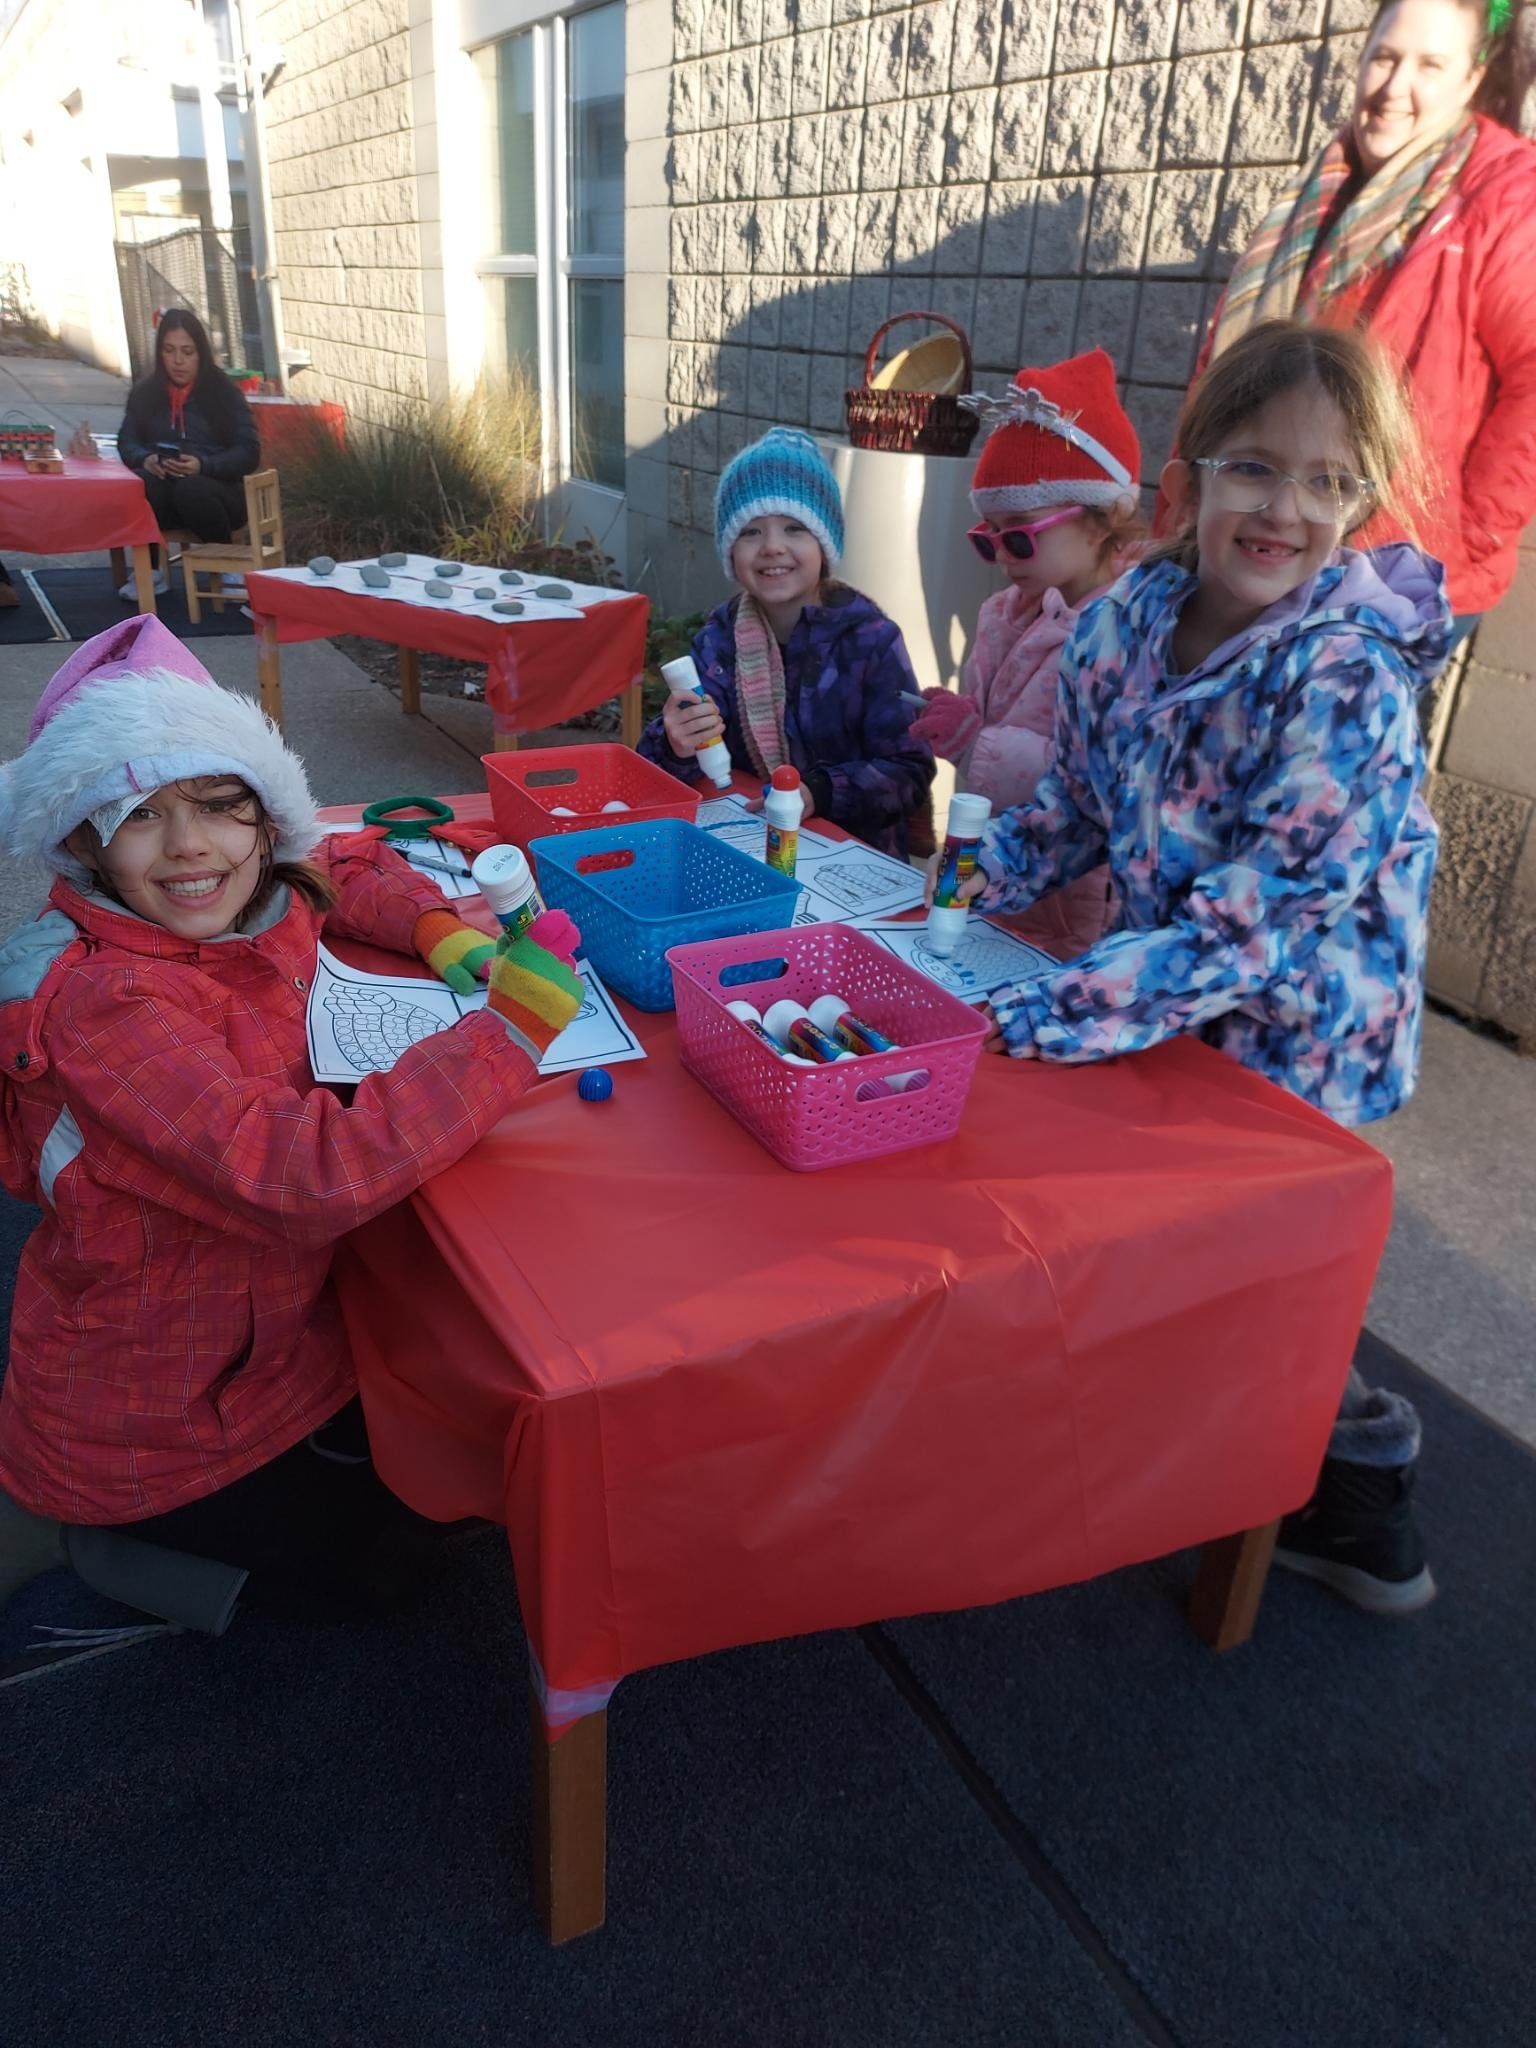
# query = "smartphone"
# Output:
<box><xmin>155</xmin><ymin>441</ymin><xmax>181</xmax><ymax>459</ymax></box>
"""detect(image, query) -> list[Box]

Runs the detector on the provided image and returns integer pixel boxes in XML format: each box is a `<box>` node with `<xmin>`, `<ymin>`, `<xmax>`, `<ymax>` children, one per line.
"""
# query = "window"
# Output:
<box><xmin>473</xmin><ymin>2</ymin><xmax>625</xmax><ymax>496</ymax></box>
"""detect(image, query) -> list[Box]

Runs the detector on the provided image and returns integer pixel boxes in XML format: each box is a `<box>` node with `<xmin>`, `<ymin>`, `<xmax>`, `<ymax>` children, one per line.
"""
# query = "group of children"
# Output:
<box><xmin>0</xmin><ymin>313</ymin><xmax>1446</xmax><ymax>1634</ymax></box>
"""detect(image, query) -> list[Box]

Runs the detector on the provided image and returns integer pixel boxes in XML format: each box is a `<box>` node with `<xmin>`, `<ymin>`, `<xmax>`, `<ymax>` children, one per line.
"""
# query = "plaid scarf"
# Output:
<box><xmin>732</xmin><ymin>594</ymin><xmax>790</xmax><ymax>779</ymax></box>
<box><xmin>1211</xmin><ymin>114</ymin><xmax>1476</xmax><ymax>358</ymax></box>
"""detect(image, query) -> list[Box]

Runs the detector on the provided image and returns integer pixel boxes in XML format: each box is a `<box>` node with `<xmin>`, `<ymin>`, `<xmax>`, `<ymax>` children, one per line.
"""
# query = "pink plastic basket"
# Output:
<box><xmin>666</xmin><ymin>922</ymin><xmax>988</xmax><ymax>1171</ymax></box>
<box><xmin>483</xmin><ymin>744</ymin><xmax>699</xmax><ymax>844</ymax></box>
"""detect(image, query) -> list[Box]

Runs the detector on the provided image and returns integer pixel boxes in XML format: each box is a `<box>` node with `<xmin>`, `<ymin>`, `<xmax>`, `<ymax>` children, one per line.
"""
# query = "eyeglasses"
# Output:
<box><xmin>1191</xmin><ymin>457</ymin><xmax>1377</xmax><ymax>526</ymax></box>
<box><xmin>966</xmin><ymin>508</ymin><xmax>1085</xmax><ymax>564</ymax></box>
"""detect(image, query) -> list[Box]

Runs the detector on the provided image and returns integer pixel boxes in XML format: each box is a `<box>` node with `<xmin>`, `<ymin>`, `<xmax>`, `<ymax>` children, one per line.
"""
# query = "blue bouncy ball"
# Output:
<box><xmin>577</xmin><ymin>1067</ymin><xmax>614</xmax><ymax>1103</ymax></box>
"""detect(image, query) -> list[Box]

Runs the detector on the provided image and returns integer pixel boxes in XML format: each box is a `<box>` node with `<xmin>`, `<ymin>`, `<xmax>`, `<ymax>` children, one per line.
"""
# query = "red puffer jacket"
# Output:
<box><xmin>1198</xmin><ymin>118</ymin><xmax>1536</xmax><ymax>616</ymax></box>
<box><xmin>0</xmin><ymin>835</ymin><xmax>532</xmax><ymax>1525</ymax></box>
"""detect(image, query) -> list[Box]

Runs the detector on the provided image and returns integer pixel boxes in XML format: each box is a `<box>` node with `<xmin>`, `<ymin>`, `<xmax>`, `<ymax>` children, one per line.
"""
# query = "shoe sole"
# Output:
<box><xmin>1273</xmin><ymin>1545</ymin><xmax>1437</xmax><ymax>1616</ymax></box>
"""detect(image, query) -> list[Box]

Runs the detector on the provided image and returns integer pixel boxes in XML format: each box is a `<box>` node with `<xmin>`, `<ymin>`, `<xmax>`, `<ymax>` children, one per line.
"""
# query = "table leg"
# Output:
<box><xmin>109</xmin><ymin>548</ymin><xmax>127</xmax><ymax>590</ymax></box>
<box><xmin>530</xmin><ymin>1688</ymin><xmax>607</xmax><ymax>1943</ymax></box>
<box><xmin>620</xmin><ymin>676</ymin><xmax>644</xmax><ymax>749</ymax></box>
<box><xmin>398</xmin><ymin>644</ymin><xmax>421</xmax><ymax>717</ymax></box>
<box><xmin>256</xmin><ymin>614</ymin><xmax>285</xmax><ymax>730</ymax></box>
<box><xmin>1187</xmin><ymin>1518</ymin><xmax>1281</xmax><ymax>1652</ymax></box>
<box><xmin>130</xmin><ymin>544</ymin><xmax>158</xmax><ymax>616</ymax></box>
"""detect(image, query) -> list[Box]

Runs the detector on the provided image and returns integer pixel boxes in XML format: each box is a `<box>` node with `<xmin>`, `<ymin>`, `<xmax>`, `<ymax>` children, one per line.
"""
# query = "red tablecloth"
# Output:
<box><xmin>246</xmin><ymin>574</ymin><xmax>649</xmax><ymax>740</ymax></box>
<box><xmin>247</xmin><ymin>395</ymin><xmax>346</xmax><ymax>463</ymax></box>
<box><xmin>0</xmin><ymin>456</ymin><xmax>160</xmax><ymax>552</ymax></box>
<box><xmin>331</xmin><ymin>797</ymin><xmax>1393</xmax><ymax>1731</ymax></box>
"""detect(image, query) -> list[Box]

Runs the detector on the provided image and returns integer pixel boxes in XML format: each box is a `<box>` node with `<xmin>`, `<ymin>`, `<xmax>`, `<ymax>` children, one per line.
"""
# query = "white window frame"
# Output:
<box><xmin>471</xmin><ymin>1</ymin><xmax>624</xmax><ymax>510</ymax></box>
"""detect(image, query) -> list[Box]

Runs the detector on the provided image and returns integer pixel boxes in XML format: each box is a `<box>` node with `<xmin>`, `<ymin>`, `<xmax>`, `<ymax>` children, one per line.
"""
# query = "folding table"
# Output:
<box><xmin>327</xmin><ymin>791</ymin><xmax>1393</xmax><ymax>1943</ymax></box>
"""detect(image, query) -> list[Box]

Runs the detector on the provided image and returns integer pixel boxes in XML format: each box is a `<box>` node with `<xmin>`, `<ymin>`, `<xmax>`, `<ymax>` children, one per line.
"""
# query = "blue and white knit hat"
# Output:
<box><xmin>714</xmin><ymin>428</ymin><xmax>844</xmax><ymax>578</ymax></box>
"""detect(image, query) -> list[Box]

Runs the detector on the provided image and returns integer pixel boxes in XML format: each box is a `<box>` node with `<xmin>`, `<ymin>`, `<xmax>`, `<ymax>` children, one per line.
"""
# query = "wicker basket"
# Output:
<box><xmin>844</xmin><ymin>311</ymin><xmax>980</xmax><ymax>458</ymax></box>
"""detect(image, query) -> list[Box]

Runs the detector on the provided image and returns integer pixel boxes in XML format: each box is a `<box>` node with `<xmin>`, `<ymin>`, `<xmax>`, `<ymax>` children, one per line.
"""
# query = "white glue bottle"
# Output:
<box><xmin>470</xmin><ymin>843</ymin><xmax>546</xmax><ymax>942</ymax></box>
<box><xmin>659</xmin><ymin>653</ymin><xmax>734</xmax><ymax>790</ymax></box>
<box><xmin>926</xmin><ymin>791</ymin><xmax>992</xmax><ymax>957</ymax></box>
<box><xmin>762</xmin><ymin>765</ymin><xmax>804</xmax><ymax>879</ymax></box>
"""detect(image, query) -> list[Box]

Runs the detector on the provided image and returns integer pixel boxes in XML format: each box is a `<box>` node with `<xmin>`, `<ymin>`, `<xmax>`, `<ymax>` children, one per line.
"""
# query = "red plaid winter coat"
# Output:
<box><xmin>0</xmin><ymin>835</ymin><xmax>533</xmax><ymax>1524</ymax></box>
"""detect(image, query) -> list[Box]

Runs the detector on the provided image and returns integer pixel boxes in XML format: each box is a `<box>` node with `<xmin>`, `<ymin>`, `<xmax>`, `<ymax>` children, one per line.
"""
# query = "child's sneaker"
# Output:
<box><xmin>1274</xmin><ymin>1457</ymin><xmax>1436</xmax><ymax>1615</ymax></box>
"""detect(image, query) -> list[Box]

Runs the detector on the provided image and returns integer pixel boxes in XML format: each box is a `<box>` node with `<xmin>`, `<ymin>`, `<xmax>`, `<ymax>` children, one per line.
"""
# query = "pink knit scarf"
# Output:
<box><xmin>732</xmin><ymin>594</ymin><xmax>790</xmax><ymax>779</ymax></box>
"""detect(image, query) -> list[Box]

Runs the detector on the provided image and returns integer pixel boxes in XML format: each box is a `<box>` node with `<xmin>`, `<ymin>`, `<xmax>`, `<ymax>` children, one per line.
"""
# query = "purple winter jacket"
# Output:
<box><xmin>637</xmin><ymin>584</ymin><xmax>935</xmax><ymax>856</ymax></box>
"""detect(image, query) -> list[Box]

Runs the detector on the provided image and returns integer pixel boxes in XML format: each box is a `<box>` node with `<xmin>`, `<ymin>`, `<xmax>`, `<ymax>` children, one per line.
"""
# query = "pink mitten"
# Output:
<box><xmin>908</xmin><ymin>686</ymin><xmax>983</xmax><ymax>761</ymax></box>
<box><xmin>527</xmin><ymin>907</ymin><xmax>580</xmax><ymax>969</ymax></box>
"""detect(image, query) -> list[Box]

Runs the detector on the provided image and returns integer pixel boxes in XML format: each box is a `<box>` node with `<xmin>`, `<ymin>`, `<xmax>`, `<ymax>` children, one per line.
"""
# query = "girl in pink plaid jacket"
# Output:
<box><xmin>0</xmin><ymin>618</ymin><xmax>582</xmax><ymax>1629</ymax></box>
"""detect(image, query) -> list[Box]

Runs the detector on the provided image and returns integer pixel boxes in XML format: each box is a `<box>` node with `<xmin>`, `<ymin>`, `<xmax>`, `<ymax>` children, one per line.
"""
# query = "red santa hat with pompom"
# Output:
<box><xmin>968</xmin><ymin>348</ymin><xmax>1141</xmax><ymax>521</ymax></box>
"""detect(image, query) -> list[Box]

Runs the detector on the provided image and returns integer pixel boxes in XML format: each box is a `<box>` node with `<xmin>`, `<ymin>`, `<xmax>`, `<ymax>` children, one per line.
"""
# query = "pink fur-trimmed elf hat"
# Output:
<box><xmin>0</xmin><ymin>615</ymin><xmax>318</xmax><ymax>883</ymax></box>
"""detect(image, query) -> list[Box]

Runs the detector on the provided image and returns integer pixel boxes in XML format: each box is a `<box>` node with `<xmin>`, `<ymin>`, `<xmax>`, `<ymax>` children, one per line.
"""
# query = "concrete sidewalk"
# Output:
<box><xmin>0</xmin><ymin>348</ymin><xmax>1531</xmax><ymax>1458</ymax></box>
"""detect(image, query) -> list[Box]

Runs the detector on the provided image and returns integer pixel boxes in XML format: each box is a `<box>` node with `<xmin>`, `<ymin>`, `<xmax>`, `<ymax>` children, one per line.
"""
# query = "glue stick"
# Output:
<box><xmin>927</xmin><ymin>791</ymin><xmax>992</xmax><ymax>957</ymax></box>
<box><xmin>808</xmin><ymin>994</ymin><xmax>923</xmax><ymax>1095</ymax></box>
<box><xmin>727</xmin><ymin>1000</ymin><xmax>815</xmax><ymax>1065</ymax></box>
<box><xmin>660</xmin><ymin>653</ymin><xmax>733</xmax><ymax>790</ymax></box>
<box><xmin>762</xmin><ymin>999</ymin><xmax>857</xmax><ymax>1064</ymax></box>
<box><xmin>806</xmin><ymin>994</ymin><xmax>899</xmax><ymax>1056</ymax></box>
<box><xmin>470</xmin><ymin>843</ymin><xmax>545</xmax><ymax>942</ymax></box>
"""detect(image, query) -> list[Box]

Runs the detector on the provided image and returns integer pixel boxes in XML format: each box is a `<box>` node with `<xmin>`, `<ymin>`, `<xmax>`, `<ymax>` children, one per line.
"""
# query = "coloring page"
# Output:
<box><xmin>859</xmin><ymin>918</ymin><xmax>1059</xmax><ymax>1003</ymax></box>
<box><xmin>307</xmin><ymin>944</ymin><xmax>644</xmax><ymax>1083</ymax></box>
<box><xmin>793</xmin><ymin>841</ymin><xmax>925</xmax><ymax>923</ymax></box>
<box><xmin>392</xmin><ymin>836</ymin><xmax>478</xmax><ymax>899</ymax></box>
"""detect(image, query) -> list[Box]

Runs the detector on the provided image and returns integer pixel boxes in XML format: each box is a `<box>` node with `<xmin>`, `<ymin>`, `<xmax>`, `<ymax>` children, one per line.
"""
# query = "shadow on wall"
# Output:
<box><xmin>627</xmin><ymin>176</ymin><xmax>1220</xmax><ymax>677</ymax></box>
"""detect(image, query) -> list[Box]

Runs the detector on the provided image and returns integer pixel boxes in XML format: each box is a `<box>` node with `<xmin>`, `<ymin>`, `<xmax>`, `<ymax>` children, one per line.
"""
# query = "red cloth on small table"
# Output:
<box><xmin>247</xmin><ymin>395</ymin><xmax>346</xmax><ymax>464</ymax></box>
<box><xmin>246</xmin><ymin>576</ymin><xmax>649</xmax><ymax>740</ymax></box>
<box><xmin>329</xmin><ymin>792</ymin><xmax>1393</xmax><ymax>1733</ymax></box>
<box><xmin>0</xmin><ymin>457</ymin><xmax>160</xmax><ymax>552</ymax></box>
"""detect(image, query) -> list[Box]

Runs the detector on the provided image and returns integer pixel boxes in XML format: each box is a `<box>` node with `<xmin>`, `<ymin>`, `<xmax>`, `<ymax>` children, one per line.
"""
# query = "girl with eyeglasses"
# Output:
<box><xmin>942</xmin><ymin>319</ymin><xmax>1451</xmax><ymax>1618</ymax></box>
<box><xmin>909</xmin><ymin>349</ymin><xmax>1144</xmax><ymax>960</ymax></box>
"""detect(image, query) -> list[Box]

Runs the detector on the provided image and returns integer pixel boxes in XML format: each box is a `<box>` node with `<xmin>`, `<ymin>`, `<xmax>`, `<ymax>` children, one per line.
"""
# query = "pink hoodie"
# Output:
<box><xmin>957</xmin><ymin>582</ymin><xmax>1113</xmax><ymax>961</ymax></box>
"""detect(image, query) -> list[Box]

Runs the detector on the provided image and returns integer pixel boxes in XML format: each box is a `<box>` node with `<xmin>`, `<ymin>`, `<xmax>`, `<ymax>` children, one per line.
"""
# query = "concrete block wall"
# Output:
<box><xmin>639</xmin><ymin>0</ymin><xmax>1376</xmax><ymax>614</ymax></box>
<box><xmin>1428</xmin><ymin>520</ymin><xmax>1536</xmax><ymax>1049</ymax></box>
<box><xmin>259</xmin><ymin>0</ymin><xmax>430</xmax><ymax>429</ymax></box>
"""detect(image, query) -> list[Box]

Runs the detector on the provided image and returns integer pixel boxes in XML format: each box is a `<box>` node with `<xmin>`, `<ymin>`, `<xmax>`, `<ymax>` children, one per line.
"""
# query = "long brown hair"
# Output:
<box><xmin>1155</xmin><ymin>319</ymin><xmax>1429</xmax><ymax>572</ymax></box>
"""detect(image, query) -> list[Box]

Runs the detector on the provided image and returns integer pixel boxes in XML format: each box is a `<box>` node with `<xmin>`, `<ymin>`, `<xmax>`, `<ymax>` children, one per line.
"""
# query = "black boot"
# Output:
<box><xmin>1274</xmin><ymin>1457</ymin><xmax>1436</xmax><ymax>1615</ymax></box>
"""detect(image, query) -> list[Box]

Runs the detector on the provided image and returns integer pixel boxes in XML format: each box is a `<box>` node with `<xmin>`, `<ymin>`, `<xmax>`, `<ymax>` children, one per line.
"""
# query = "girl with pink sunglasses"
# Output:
<box><xmin>910</xmin><ymin>350</ymin><xmax>1144</xmax><ymax>960</ymax></box>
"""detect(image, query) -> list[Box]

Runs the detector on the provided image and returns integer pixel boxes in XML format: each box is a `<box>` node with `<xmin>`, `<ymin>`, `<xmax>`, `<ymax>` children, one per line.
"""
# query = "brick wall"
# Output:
<box><xmin>260</xmin><ymin>0</ymin><xmax>429</xmax><ymax>429</ymax></box>
<box><xmin>641</xmin><ymin>0</ymin><xmax>1377</xmax><ymax>611</ymax></box>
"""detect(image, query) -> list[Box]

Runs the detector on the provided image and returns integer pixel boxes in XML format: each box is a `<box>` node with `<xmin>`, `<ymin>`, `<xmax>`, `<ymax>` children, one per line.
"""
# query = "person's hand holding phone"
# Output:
<box><xmin>164</xmin><ymin>453</ymin><xmax>201</xmax><ymax>478</ymax></box>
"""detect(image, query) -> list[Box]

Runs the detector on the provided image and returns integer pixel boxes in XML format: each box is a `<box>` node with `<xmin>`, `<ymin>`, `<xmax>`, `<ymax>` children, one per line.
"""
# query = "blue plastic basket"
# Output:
<box><xmin>529</xmin><ymin>818</ymin><xmax>800</xmax><ymax>1011</ymax></box>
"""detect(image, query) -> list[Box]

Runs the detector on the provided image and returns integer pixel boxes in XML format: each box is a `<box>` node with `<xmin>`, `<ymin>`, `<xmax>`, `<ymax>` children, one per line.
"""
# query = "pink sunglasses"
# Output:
<box><xmin>966</xmin><ymin>507</ymin><xmax>1085</xmax><ymax>563</ymax></box>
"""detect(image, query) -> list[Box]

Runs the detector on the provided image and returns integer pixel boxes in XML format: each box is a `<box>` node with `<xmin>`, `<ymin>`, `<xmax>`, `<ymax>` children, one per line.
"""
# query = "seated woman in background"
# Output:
<box><xmin>116</xmin><ymin>309</ymin><xmax>260</xmax><ymax>598</ymax></box>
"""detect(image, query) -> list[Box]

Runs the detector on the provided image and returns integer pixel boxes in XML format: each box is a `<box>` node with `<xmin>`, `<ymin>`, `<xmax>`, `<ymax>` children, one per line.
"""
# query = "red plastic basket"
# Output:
<box><xmin>483</xmin><ymin>744</ymin><xmax>700</xmax><ymax>844</ymax></box>
<box><xmin>667</xmin><ymin>923</ymin><xmax>988</xmax><ymax>1171</ymax></box>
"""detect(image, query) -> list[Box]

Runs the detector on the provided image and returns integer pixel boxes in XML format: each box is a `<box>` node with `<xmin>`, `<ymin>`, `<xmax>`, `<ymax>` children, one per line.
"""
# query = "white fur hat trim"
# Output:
<box><xmin>0</xmin><ymin>668</ymin><xmax>320</xmax><ymax>885</ymax></box>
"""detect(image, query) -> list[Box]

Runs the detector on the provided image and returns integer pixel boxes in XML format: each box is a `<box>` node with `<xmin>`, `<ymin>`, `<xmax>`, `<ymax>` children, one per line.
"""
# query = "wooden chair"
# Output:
<box><xmin>181</xmin><ymin>468</ymin><xmax>285</xmax><ymax>622</ymax></box>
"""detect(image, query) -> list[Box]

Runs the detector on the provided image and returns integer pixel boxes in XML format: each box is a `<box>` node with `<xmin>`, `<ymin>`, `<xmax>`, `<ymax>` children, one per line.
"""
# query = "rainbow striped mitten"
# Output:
<box><xmin>485</xmin><ymin>911</ymin><xmax>585</xmax><ymax>1058</ymax></box>
<box><xmin>413</xmin><ymin>909</ymin><xmax>498</xmax><ymax>993</ymax></box>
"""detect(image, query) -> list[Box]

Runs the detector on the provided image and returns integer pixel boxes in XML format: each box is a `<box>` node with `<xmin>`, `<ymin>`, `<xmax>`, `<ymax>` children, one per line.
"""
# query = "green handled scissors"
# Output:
<box><xmin>360</xmin><ymin>795</ymin><xmax>456</xmax><ymax>841</ymax></box>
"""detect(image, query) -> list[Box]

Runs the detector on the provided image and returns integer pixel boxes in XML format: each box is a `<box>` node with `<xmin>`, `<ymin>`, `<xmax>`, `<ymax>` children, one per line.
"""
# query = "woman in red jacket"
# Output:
<box><xmin>1196</xmin><ymin>0</ymin><xmax>1536</xmax><ymax>633</ymax></box>
<box><xmin>0</xmin><ymin>617</ymin><xmax>583</xmax><ymax>1628</ymax></box>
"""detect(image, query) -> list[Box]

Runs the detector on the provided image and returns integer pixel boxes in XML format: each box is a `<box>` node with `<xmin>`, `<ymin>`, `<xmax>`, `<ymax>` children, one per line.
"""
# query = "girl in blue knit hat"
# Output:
<box><xmin>637</xmin><ymin>428</ymin><xmax>935</xmax><ymax>856</ymax></box>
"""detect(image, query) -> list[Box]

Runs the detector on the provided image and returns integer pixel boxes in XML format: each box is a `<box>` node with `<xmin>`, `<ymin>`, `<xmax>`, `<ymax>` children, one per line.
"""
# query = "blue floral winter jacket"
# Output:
<box><xmin>637</xmin><ymin>585</ymin><xmax>934</xmax><ymax>855</ymax></box>
<box><xmin>977</xmin><ymin>545</ymin><xmax>1451</xmax><ymax>1125</ymax></box>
